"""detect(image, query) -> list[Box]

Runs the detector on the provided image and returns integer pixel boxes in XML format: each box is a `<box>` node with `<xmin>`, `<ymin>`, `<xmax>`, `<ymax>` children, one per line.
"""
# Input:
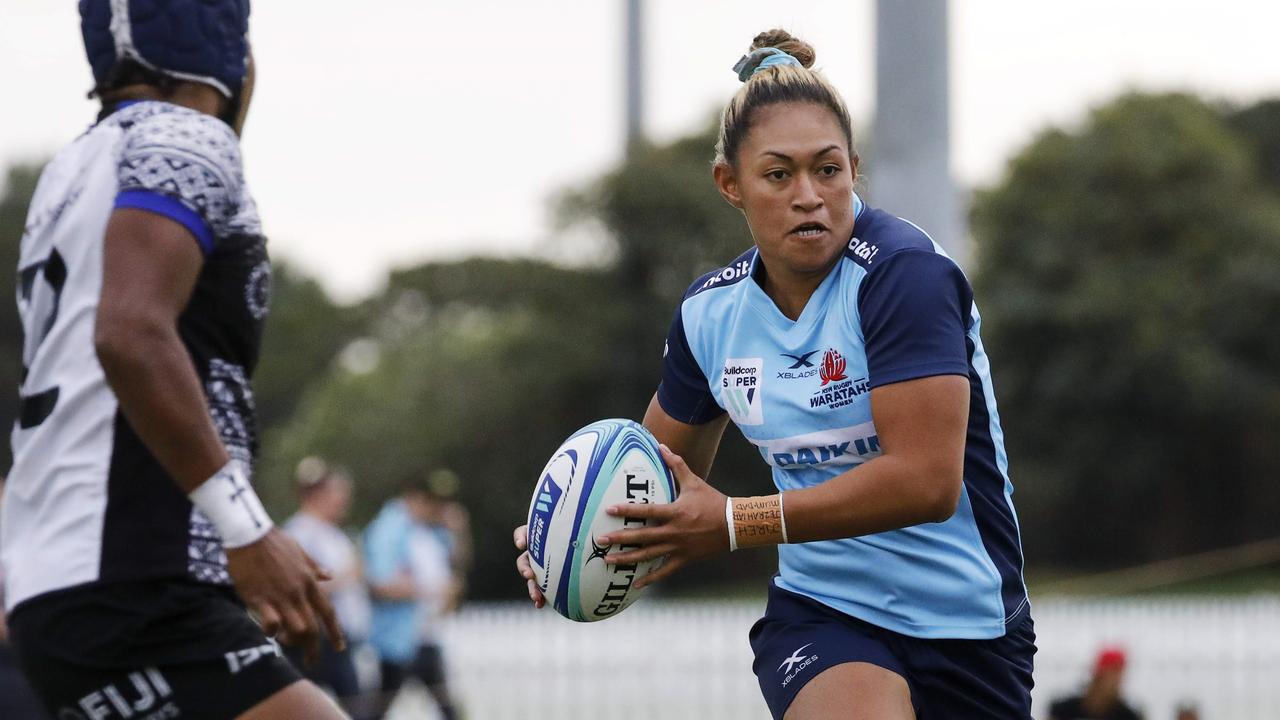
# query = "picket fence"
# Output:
<box><xmin>384</xmin><ymin>595</ymin><xmax>1280</xmax><ymax>720</ymax></box>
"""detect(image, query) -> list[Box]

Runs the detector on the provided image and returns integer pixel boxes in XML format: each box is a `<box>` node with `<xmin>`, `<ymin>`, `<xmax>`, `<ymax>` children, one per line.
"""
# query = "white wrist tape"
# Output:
<box><xmin>778</xmin><ymin>491</ymin><xmax>789</xmax><ymax>544</ymax></box>
<box><xmin>725</xmin><ymin>497</ymin><xmax>738</xmax><ymax>552</ymax></box>
<box><xmin>189</xmin><ymin>460</ymin><xmax>273</xmax><ymax>549</ymax></box>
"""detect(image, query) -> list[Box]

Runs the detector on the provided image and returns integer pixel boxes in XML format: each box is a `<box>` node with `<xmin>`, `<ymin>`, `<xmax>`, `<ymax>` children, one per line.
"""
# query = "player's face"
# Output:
<box><xmin>715</xmin><ymin>102</ymin><xmax>857</xmax><ymax>280</ymax></box>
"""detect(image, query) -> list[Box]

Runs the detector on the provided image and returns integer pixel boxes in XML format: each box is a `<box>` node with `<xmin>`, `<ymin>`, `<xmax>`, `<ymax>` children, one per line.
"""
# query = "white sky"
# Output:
<box><xmin>4</xmin><ymin>1</ymin><xmax>1279</xmax><ymax>300</ymax></box>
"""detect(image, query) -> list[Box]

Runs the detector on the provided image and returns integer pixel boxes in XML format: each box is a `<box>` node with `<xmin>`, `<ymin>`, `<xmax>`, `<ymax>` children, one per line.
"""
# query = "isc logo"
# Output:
<box><xmin>847</xmin><ymin>237</ymin><xmax>880</xmax><ymax>263</ymax></box>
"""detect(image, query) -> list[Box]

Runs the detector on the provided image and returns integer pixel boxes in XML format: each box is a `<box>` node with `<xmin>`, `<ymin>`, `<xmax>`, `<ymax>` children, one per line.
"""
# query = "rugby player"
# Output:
<box><xmin>3</xmin><ymin>2</ymin><xmax>348</xmax><ymax>717</ymax></box>
<box><xmin>518</xmin><ymin>29</ymin><xmax>1035</xmax><ymax>720</ymax></box>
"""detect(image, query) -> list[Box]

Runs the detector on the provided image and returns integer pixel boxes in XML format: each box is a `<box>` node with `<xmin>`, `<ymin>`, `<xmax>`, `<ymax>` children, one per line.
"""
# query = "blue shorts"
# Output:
<box><xmin>749</xmin><ymin>582</ymin><xmax>1035</xmax><ymax>719</ymax></box>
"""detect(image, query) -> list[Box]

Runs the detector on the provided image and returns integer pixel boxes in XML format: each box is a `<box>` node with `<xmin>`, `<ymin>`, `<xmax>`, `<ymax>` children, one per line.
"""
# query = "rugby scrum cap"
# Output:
<box><xmin>80</xmin><ymin>0</ymin><xmax>251</xmax><ymax>98</ymax></box>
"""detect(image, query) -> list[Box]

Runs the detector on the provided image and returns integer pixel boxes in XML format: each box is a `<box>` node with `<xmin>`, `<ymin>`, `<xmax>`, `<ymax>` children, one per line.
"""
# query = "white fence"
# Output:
<box><xmin>386</xmin><ymin>595</ymin><xmax>1280</xmax><ymax>720</ymax></box>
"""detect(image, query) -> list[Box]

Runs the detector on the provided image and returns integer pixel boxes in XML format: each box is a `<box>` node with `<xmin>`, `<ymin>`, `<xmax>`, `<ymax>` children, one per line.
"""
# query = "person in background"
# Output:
<box><xmin>3</xmin><ymin>2</ymin><xmax>345</xmax><ymax>717</ymax></box>
<box><xmin>1048</xmin><ymin>646</ymin><xmax>1143</xmax><ymax>720</ymax></box>
<box><xmin>284</xmin><ymin>458</ymin><xmax>375</xmax><ymax>719</ymax></box>
<box><xmin>363</xmin><ymin>474</ymin><xmax>462</xmax><ymax>720</ymax></box>
<box><xmin>1173</xmin><ymin>703</ymin><xmax>1200</xmax><ymax>720</ymax></box>
<box><xmin>422</xmin><ymin>469</ymin><xmax>473</xmax><ymax>588</ymax></box>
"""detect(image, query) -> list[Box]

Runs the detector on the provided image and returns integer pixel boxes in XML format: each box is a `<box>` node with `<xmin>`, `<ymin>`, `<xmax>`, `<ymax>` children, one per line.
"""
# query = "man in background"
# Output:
<box><xmin>1049</xmin><ymin>646</ymin><xmax>1143</xmax><ymax>720</ymax></box>
<box><xmin>284</xmin><ymin>458</ymin><xmax>374</xmax><ymax>719</ymax></box>
<box><xmin>363</xmin><ymin>471</ymin><xmax>467</xmax><ymax>720</ymax></box>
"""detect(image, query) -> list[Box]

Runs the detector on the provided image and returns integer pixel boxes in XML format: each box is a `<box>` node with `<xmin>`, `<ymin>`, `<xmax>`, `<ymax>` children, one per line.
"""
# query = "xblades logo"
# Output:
<box><xmin>781</xmin><ymin>350</ymin><xmax>819</xmax><ymax>369</ymax></box>
<box><xmin>778</xmin><ymin>644</ymin><xmax>814</xmax><ymax>674</ymax></box>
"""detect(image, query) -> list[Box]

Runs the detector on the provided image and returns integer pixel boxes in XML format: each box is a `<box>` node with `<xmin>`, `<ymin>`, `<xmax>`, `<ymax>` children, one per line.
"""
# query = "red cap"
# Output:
<box><xmin>1094</xmin><ymin>646</ymin><xmax>1127</xmax><ymax>672</ymax></box>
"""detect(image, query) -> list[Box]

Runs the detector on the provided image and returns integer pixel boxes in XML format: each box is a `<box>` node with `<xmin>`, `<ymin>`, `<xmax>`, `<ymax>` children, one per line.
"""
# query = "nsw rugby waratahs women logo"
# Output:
<box><xmin>819</xmin><ymin>349</ymin><xmax>848</xmax><ymax>386</ymax></box>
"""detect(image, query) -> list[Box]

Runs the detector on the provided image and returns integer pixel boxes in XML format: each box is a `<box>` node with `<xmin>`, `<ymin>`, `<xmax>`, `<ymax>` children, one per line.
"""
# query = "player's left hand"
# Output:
<box><xmin>597</xmin><ymin>444</ymin><xmax>730</xmax><ymax>589</ymax></box>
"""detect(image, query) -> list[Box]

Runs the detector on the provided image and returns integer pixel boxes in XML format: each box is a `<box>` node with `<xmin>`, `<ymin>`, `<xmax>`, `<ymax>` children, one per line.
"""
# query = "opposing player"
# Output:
<box><xmin>2</xmin><ymin>2</ymin><xmax>348</xmax><ymax>717</ymax></box>
<box><xmin>517</xmin><ymin>30</ymin><xmax>1035</xmax><ymax>719</ymax></box>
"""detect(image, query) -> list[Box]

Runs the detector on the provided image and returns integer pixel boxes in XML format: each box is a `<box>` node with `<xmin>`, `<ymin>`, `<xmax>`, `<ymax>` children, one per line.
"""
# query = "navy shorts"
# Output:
<box><xmin>9</xmin><ymin>579</ymin><xmax>302</xmax><ymax>720</ymax></box>
<box><xmin>749</xmin><ymin>583</ymin><xmax>1035</xmax><ymax>719</ymax></box>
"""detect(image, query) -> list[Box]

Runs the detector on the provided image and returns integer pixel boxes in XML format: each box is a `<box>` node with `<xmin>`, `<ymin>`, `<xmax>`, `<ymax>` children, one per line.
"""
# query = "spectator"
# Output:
<box><xmin>1174</xmin><ymin>703</ymin><xmax>1200</xmax><ymax>720</ymax></box>
<box><xmin>283</xmin><ymin>459</ymin><xmax>374</xmax><ymax>719</ymax></box>
<box><xmin>363</xmin><ymin>473</ymin><xmax>462</xmax><ymax>720</ymax></box>
<box><xmin>1048</xmin><ymin>646</ymin><xmax>1143</xmax><ymax>720</ymax></box>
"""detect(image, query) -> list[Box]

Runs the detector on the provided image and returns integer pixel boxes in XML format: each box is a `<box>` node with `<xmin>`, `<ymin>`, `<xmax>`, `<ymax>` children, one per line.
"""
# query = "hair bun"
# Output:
<box><xmin>751</xmin><ymin>29</ymin><xmax>816</xmax><ymax>68</ymax></box>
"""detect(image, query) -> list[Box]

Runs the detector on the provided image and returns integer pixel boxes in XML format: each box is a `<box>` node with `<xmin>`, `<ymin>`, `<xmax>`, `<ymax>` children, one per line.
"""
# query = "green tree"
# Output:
<box><xmin>254</xmin><ymin>261</ymin><xmax>361</xmax><ymax>434</ymax></box>
<box><xmin>1227</xmin><ymin>99</ymin><xmax>1280</xmax><ymax>195</ymax></box>
<box><xmin>971</xmin><ymin>93</ymin><xmax>1280</xmax><ymax>567</ymax></box>
<box><xmin>0</xmin><ymin>163</ymin><xmax>44</xmax><ymax>471</ymax></box>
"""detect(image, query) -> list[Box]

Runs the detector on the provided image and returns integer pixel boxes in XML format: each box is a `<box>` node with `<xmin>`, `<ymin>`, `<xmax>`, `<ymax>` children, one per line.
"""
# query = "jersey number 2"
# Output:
<box><xmin>17</xmin><ymin>248</ymin><xmax>67</xmax><ymax>429</ymax></box>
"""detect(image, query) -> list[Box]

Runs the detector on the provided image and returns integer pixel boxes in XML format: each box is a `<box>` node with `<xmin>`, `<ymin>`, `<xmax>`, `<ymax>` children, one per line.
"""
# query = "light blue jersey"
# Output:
<box><xmin>658</xmin><ymin>195</ymin><xmax>1028</xmax><ymax>640</ymax></box>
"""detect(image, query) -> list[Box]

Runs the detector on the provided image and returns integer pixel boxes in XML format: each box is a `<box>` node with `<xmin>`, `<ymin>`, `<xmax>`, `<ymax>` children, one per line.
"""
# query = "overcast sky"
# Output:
<box><xmin>4</xmin><ymin>1</ymin><xmax>1279</xmax><ymax>300</ymax></box>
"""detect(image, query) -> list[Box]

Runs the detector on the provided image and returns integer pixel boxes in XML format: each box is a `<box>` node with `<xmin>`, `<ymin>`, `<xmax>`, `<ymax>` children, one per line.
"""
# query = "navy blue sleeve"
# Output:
<box><xmin>858</xmin><ymin>250</ymin><xmax>973</xmax><ymax>389</ymax></box>
<box><xmin>656</xmin><ymin>305</ymin><xmax>725</xmax><ymax>424</ymax></box>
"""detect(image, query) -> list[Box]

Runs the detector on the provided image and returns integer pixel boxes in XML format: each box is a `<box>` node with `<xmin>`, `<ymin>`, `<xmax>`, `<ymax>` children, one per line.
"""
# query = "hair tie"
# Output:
<box><xmin>732</xmin><ymin>47</ymin><xmax>802</xmax><ymax>82</ymax></box>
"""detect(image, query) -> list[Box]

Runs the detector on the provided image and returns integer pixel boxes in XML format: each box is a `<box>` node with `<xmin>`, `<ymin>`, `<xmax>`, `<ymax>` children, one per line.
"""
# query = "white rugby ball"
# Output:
<box><xmin>525</xmin><ymin>418</ymin><xmax>677</xmax><ymax>622</ymax></box>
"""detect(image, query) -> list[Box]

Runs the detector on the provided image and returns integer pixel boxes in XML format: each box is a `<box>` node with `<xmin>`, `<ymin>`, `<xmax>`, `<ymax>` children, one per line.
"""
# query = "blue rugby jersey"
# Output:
<box><xmin>658</xmin><ymin>194</ymin><xmax>1028</xmax><ymax>639</ymax></box>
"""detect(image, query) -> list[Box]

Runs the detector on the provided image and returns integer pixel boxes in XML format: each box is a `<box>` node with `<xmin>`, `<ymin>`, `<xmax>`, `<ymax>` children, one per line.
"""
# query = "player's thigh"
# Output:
<box><xmin>237</xmin><ymin>679</ymin><xmax>349</xmax><ymax>720</ymax></box>
<box><xmin>785</xmin><ymin>661</ymin><xmax>915</xmax><ymax>720</ymax></box>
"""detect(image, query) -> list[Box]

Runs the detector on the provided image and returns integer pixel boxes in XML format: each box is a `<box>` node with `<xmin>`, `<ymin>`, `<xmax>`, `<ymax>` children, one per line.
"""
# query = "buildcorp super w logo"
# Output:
<box><xmin>721</xmin><ymin>357</ymin><xmax>764</xmax><ymax>425</ymax></box>
<box><xmin>811</xmin><ymin>348</ymin><xmax>870</xmax><ymax>410</ymax></box>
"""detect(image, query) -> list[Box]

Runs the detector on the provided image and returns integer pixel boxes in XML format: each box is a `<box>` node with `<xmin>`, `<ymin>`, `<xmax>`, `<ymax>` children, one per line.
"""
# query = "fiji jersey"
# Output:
<box><xmin>3</xmin><ymin>101</ymin><xmax>271</xmax><ymax>612</ymax></box>
<box><xmin>659</xmin><ymin>195</ymin><xmax>1028</xmax><ymax>639</ymax></box>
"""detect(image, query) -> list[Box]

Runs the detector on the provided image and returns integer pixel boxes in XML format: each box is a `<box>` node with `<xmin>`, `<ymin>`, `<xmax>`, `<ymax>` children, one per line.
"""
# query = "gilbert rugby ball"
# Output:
<box><xmin>525</xmin><ymin>418</ymin><xmax>677</xmax><ymax>622</ymax></box>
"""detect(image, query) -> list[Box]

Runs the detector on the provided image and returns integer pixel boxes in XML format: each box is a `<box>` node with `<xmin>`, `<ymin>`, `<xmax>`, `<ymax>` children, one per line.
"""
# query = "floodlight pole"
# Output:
<box><xmin>625</xmin><ymin>0</ymin><xmax>645</xmax><ymax>156</ymax></box>
<box><xmin>873</xmin><ymin>0</ymin><xmax>968</xmax><ymax>267</ymax></box>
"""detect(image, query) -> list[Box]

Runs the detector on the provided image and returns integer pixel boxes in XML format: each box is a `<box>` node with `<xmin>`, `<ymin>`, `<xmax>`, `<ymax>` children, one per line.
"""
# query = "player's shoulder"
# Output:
<box><xmin>116</xmin><ymin>101</ymin><xmax>242</xmax><ymax>174</ymax></box>
<box><xmin>843</xmin><ymin>205</ymin><xmax>947</xmax><ymax>273</ymax></box>
<box><xmin>681</xmin><ymin>246</ymin><xmax>758</xmax><ymax>303</ymax></box>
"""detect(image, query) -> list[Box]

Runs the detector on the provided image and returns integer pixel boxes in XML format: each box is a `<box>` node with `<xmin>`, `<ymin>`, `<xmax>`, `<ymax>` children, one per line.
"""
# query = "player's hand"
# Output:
<box><xmin>597</xmin><ymin>444</ymin><xmax>729</xmax><ymax>589</ymax></box>
<box><xmin>513</xmin><ymin>524</ymin><xmax>546</xmax><ymax>609</ymax></box>
<box><xmin>227</xmin><ymin>528</ymin><xmax>346</xmax><ymax>666</ymax></box>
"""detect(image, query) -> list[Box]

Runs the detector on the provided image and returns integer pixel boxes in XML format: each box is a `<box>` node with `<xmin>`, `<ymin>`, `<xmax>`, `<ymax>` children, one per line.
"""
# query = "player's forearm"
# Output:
<box><xmin>96</xmin><ymin>321</ymin><xmax>229</xmax><ymax>492</ymax></box>
<box><xmin>642</xmin><ymin>394</ymin><xmax>729</xmax><ymax>481</ymax></box>
<box><xmin>780</xmin><ymin>453</ymin><xmax>961</xmax><ymax>544</ymax></box>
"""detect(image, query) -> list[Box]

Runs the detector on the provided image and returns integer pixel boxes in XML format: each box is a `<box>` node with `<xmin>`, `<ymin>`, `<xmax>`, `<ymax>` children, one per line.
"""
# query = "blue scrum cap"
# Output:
<box><xmin>80</xmin><ymin>0</ymin><xmax>251</xmax><ymax>98</ymax></box>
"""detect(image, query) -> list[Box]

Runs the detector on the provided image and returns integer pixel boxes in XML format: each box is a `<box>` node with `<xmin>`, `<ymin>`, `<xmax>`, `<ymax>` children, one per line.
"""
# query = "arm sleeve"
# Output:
<box><xmin>115</xmin><ymin>111</ymin><xmax>244</xmax><ymax>255</ymax></box>
<box><xmin>858</xmin><ymin>250</ymin><xmax>973</xmax><ymax>389</ymax></box>
<box><xmin>656</xmin><ymin>304</ymin><xmax>725</xmax><ymax>424</ymax></box>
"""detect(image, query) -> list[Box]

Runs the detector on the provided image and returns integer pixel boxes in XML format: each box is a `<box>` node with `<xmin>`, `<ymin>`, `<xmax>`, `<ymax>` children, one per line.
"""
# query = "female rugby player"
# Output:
<box><xmin>517</xmin><ymin>30</ymin><xmax>1034</xmax><ymax>720</ymax></box>
<box><xmin>3</xmin><ymin>2</ymin><xmax>347</xmax><ymax>718</ymax></box>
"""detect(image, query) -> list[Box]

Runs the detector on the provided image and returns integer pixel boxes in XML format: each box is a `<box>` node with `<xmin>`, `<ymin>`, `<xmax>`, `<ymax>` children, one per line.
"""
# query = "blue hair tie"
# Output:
<box><xmin>732</xmin><ymin>47</ymin><xmax>803</xmax><ymax>82</ymax></box>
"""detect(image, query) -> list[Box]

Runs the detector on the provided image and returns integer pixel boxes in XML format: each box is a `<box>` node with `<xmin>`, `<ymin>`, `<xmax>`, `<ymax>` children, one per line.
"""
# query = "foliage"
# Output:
<box><xmin>0</xmin><ymin>164</ymin><xmax>44</xmax><ymax>472</ymax></box>
<box><xmin>971</xmin><ymin>93</ymin><xmax>1280</xmax><ymax>566</ymax></box>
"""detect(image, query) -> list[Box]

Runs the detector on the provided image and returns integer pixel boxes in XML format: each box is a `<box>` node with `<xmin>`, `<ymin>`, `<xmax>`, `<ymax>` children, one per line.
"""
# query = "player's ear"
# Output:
<box><xmin>713</xmin><ymin>161</ymin><xmax>744</xmax><ymax>210</ymax></box>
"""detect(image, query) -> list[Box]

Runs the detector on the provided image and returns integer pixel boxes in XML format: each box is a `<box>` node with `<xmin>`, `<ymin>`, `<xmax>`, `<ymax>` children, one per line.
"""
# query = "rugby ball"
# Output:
<box><xmin>525</xmin><ymin>418</ymin><xmax>677</xmax><ymax>622</ymax></box>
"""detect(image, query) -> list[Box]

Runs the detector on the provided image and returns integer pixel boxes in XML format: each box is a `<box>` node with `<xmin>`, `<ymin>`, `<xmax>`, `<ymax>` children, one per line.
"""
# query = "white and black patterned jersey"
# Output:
<box><xmin>2</xmin><ymin>101</ymin><xmax>271</xmax><ymax>612</ymax></box>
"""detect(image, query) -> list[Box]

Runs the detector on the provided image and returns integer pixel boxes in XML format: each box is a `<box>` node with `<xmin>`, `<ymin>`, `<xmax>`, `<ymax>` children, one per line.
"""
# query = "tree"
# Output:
<box><xmin>971</xmin><ymin>93</ymin><xmax>1280</xmax><ymax>567</ymax></box>
<box><xmin>0</xmin><ymin>163</ymin><xmax>45</xmax><ymax>471</ymax></box>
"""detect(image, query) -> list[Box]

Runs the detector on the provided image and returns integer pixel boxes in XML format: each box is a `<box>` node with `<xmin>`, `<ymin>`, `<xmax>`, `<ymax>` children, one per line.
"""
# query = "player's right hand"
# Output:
<box><xmin>227</xmin><ymin>528</ymin><xmax>346</xmax><ymax>666</ymax></box>
<box><xmin>513</xmin><ymin>524</ymin><xmax>545</xmax><ymax>609</ymax></box>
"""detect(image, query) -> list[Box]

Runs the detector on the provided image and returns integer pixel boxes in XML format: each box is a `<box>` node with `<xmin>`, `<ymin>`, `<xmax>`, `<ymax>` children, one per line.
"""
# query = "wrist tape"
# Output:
<box><xmin>726</xmin><ymin>493</ymin><xmax>788</xmax><ymax>551</ymax></box>
<box><xmin>189</xmin><ymin>459</ymin><xmax>273</xmax><ymax>549</ymax></box>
